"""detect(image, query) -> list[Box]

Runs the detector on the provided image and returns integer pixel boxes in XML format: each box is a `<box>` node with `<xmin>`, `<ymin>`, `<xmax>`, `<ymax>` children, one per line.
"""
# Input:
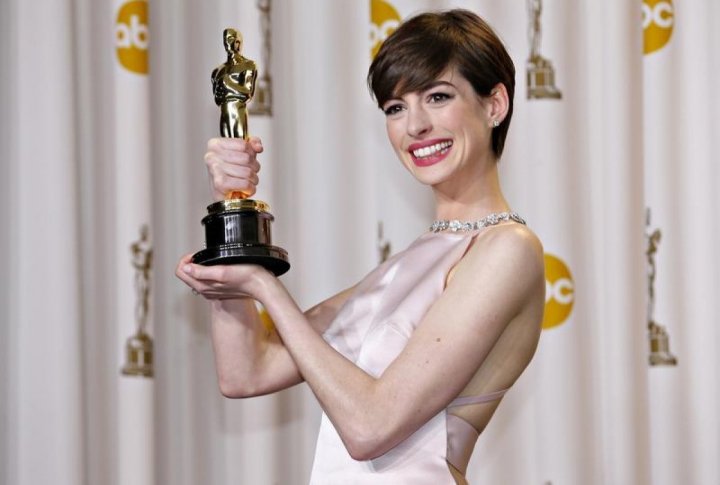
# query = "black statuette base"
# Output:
<box><xmin>192</xmin><ymin>200</ymin><xmax>290</xmax><ymax>276</ymax></box>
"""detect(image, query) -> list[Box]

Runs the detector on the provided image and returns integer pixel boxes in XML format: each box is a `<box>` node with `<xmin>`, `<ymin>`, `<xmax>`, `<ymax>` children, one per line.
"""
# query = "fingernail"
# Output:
<box><xmin>183</xmin><ymin>265</ymin><xmax>192</xmax><ymax>274</ymax></box>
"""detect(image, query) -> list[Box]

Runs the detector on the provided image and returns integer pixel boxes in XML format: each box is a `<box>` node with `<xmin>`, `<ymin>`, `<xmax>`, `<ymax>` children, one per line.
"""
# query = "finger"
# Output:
<box><xmin>214</xmin><ymin>136</ymin><xmax>263</xmax><ymax>154</ymax></box>
<box><xmin>248</xmin><ymin>136</ymin><xmax>264</xmax><ymax>154</ymax></box>
<box><xmin>176</xmin><ymin>262</ymin><xmax>202</xmax><ymax>290</ymax></box>
<box><xmin>215</xmin><ymin>162</ymin><xmax>260</xmax><ymax>181</ymax></box>
<box><xmin>204</xmin><ymin>148</ymin><xmax>261</xmax><ymax>172</ymax></box>
<box><xmin>175</xmin><ymin>253</ymin><xmax>194</xmax><ymax>279</ymax></box>
<box><xmin>204</xmin><ymin>152</ymin><xmax>259</xmax><ymax>180</ymax></box>
<box><xmin>201</xmin><ymin>292</ymin><xmax>251</xmax><ymax>301</ymax></box>
<box><xmin>208</xmin><ymin>137</ymin><xmax>260</xmax><ymax>160</ymax></box>
<box><xmin>178</xmin><ymin>276</ymin><xmax>215</xmax><ymax>297</ymax></box>
<box><xmin>209</xmin><ymin>172</ymin><xmax>257</xmax><ymax>200</ymax></box>
<box><xmin>208</xmin><ymin>137</ymin><xmax>250</xmax><ymax>152</ymax></box>
<box><xmin>177</xmin><ymin>267</ymin><xmax>218</xmax><ymax>298</ymax></box>
<box><xmin>184</xmin><ymin>262</ymin><xmax>266</xmax><ymax>285</ymax></box>
<box><xmin>204</xmin><ymin>154</ymin><xmax>259</xmax><ymax>197</ymax></box>
<box><xmin>180</xmin><ymin>262</ymin><xmax>226</xmax><ymax>283</ymax></box>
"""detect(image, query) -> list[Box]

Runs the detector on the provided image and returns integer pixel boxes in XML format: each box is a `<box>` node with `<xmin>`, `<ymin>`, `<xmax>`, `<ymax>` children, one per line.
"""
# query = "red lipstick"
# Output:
<box><xmin>407</xmin><ymin>139</ymin><xmax>453</xmax><ymax>167</ymax></box>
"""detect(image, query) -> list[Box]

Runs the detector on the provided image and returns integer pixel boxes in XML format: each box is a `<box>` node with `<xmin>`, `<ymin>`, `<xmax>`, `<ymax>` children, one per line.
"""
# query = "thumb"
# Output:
<box><xmin>248</xmin><ymin>136</ymin><xmax>264</xmax><ymax>154</ymax></box>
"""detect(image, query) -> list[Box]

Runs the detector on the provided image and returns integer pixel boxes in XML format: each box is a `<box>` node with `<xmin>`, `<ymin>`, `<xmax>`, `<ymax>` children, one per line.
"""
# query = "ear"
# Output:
<box><xmin>487</xmin><ymin>83</ymin><xmax>510</xmax><ymax>127</ymax></box>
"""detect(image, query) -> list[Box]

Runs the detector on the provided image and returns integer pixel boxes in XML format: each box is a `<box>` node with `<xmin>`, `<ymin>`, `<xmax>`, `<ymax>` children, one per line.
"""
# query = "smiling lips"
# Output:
<box><xmin>408</xmin><ymin>140</ymin><xmax>453</xmax><ymax>167</ymax></box>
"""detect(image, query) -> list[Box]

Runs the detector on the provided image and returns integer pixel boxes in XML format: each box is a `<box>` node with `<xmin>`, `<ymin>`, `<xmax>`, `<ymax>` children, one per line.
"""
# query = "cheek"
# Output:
<box><xmin>384</xmin><ymin>123</ymin><xmax>414</xmax><ymax>172</ymax></box>
<box><xmin>439</xmin><ymin>105</ymin><xmax>473</xmax><ymax>131</ymax></box>
<box><xmin>385</xmin><ymin>121</ymin><xmax>404</xmax><ymax>153</ymax></box>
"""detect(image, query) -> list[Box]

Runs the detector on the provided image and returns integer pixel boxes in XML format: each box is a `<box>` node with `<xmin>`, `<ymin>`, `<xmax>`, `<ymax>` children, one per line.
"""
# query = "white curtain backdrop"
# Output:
<box><xmin>643</xmin><ymin>1</ymin><xmax>720</xmax><ymax>484</ymax></box>
<box><xmin>1</xmin><ymin>1</ymin><xmax>718</xmax><ymax>485</ymax></box>
<box><xmin>113</xmin><ymin>0</ymin><xmax>155</xmax><ymax>484</ymax></box>
<box><xmin>1</xmin><ymin>0</ymin><xmax>86</xmax><ymax>484</ymax></box>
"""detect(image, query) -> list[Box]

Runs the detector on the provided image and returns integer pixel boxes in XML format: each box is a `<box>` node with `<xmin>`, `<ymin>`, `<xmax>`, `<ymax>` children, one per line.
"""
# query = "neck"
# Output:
<box><xmin>431</xmin><ymin>158</ymin><xmax>509</xmax><ymax>221</ymax></box>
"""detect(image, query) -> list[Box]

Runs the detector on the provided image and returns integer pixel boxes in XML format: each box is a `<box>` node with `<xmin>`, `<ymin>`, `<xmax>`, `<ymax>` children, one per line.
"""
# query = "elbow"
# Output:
<box><xmin>217</xmin><ymin>373</ymin><xmax>258</xmax><ymax>399</ymax></box>
<box><xmin>219</xmin><ymin>383</ymin><xmax>246</xmax><ymax>399</ymax></box>
<box><xmin>218</xmin><ymin>379</ymin><xmax>246</xmax><ymax>399</ymax></box>
<box><xmin>345</xmin><ymin>437</ymin><xmax>393</xmax><ymax>462</ymax></box>
<box><xmin>342</xmin><ymin>421</ymin><xmax>398</xmax><ymax>462</ymax></box>
<box><xmin>347</xmin><ymin>444</ymin><xmax>383</xmax><ymax>462</ymax></box>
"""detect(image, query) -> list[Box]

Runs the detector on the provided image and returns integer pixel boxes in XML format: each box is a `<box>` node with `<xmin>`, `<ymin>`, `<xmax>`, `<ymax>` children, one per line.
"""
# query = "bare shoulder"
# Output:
<box><xmin>440</xmin><ymin>224</ymin><xmax>545</xmax><ymax>421</ymax></box>
<box><xmin>462</xmin><ymin>223</ymin><xmax>543</xmax><ymax>276</ymax></box>
<box><xmin>449</xmin><ymin>223</ymin><xmax>545</xmax><ymax>312</ymax></box>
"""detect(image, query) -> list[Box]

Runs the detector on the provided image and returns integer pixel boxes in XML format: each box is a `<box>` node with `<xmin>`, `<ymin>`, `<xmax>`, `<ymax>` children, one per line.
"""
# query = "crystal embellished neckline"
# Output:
<box><xmin>429</xmin><ymin>211</ymin><xmax>526</xmax><ymax>233</ymax></box>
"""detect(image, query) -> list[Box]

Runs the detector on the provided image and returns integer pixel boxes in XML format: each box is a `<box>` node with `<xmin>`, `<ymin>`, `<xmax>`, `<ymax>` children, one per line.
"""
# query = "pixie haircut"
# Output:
<box><xmin>368</xmin><ymin>9</ymin><xmax>516</xmax><ymax>158</ymax></box>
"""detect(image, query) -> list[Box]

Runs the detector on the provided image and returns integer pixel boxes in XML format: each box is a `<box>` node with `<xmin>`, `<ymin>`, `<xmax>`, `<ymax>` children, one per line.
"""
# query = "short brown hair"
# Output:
<box><xmin>368</xmin><ymin>9</ymin><xmax>515</xmax><ymax>158</ymax></box>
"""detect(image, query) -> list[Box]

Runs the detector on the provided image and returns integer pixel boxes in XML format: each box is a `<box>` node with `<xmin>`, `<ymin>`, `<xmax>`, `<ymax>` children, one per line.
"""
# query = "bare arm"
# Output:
<box><xmin>180</xmin><ymin>224</ymin><xmax>544</xmax><ymax>460</ymax></box>
<box><xmin>176</xmin><ymin>253</ymin><xmax>355</xmax><ymax>397</ymax></box>
<box><xmin>177</xmin><ymin>136</ymin><xmax>355</xmax><ymax>396</ymax></box>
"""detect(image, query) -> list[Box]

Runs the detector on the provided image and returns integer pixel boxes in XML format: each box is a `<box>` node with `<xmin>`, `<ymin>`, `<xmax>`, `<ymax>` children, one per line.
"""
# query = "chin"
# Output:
<box><xmin>409</xmin><ymin>170</ymin><xmax>449</xmax><ymax>188</ymax></box>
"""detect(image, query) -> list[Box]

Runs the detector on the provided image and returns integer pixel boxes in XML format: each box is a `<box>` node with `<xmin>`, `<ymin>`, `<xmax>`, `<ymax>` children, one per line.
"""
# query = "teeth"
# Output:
<box><xmin>412</xmin><ymin>141</ymin><xmax>452</xmax><ymax>158</ymax></box>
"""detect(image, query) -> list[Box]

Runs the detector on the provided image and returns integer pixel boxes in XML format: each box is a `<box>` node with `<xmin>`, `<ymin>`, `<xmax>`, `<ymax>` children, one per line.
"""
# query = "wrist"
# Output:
<box><xmin>248</xmin><ymin>265</ymin><xmax>283</xmax><ymax>303</ymax></box>
<box><xmin>254</xmin><ymin>274</ymin><xmax>301</xmax><ymax>332</ymax></box>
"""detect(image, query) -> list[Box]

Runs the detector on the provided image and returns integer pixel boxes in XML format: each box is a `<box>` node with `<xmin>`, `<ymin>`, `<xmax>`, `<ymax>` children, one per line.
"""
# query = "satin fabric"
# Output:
<box><xmin>309</xmin><ymin>231</ymin><xmax>482</xmax><ymax>484</ymax></box>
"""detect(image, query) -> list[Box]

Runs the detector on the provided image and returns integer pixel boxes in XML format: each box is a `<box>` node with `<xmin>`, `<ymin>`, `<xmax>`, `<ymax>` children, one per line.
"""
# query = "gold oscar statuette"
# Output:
<box><xmin>192</xmin><ymin>28</ymin><xmax>289</xmax><ymax>275</ymax></box>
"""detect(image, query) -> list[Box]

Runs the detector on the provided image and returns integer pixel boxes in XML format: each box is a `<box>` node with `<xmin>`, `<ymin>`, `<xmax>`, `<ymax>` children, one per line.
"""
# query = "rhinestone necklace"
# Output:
<box><xmin>429</xmin><ymin>211</ymin><xmax>526</xmax><ymax>233</ymax></box>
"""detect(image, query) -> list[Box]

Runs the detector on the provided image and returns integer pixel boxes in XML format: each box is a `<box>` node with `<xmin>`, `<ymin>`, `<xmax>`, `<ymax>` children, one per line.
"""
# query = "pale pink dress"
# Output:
<box><xmin>309</xmin><ymin>230</ymin><xmax>508</xmax><ymax>484</ymax></box>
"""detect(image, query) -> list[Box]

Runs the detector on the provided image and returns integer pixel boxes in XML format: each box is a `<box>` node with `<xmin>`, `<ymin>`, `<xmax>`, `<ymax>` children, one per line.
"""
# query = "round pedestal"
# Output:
<box><xmin>192</xmin><ymin>199</ymin><xmax>290</xmax><ymax>276</ymax></box>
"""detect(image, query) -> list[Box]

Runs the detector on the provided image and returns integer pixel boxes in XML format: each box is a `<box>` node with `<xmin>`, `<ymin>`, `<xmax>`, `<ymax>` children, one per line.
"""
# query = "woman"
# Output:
<box><xmin>177</xmin><ymin>9</ymin><xmax>545</xmax><ymax>484</ymax></box>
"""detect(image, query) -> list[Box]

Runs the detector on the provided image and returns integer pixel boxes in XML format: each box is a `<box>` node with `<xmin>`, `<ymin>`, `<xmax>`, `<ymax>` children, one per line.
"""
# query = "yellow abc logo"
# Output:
<box><xmin>370</xmin><ymin>0</ymin><xmax>401</xmax><ymax>58</ymax></box>
<box><xmin>543</xmin><ymin>253</ymin><xmax>574</xmax><ymax>329</ymax></box>
<box><xmin>116</xmin><ymin>0</ymin><xmax>149</xmax><ymax>74</ymax></box>
<box><xmin>643</xmin><ymin>0</ymin><xmax>674</xmax><ymax>55</ymax></box>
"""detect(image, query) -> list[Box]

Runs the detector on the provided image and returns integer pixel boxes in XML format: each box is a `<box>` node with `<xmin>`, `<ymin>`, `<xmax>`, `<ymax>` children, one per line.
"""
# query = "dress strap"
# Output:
<box><xmin>445</xmin><ymin>389</ymin><xmax>510</xmax><ymax>474</ymax></box>
<box><xmin>448</xmin><ymin>388</ymin><xmax>508</xmax><ymax>408</ymax></box>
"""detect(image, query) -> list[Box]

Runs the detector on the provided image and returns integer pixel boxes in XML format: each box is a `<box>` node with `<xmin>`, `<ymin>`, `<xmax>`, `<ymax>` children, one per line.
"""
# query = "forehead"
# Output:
<box><xmin>392</xmin><ymin>68</ymin><xmax>463</xmax><ymax>98</ymax></box>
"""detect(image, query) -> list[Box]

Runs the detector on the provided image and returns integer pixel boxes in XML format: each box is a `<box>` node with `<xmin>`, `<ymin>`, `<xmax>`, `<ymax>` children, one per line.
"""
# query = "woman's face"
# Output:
<box><xmin>382</xmin><ymin>69</ymin><xmax>496</xmax><ymax>188</ymax></box>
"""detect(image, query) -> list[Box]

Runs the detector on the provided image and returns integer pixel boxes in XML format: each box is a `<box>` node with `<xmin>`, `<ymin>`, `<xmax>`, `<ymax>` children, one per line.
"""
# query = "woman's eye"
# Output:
<box><xmin>383</xmin><ymin>104</ymin><xmax>404</xmax><ymax>116</ymax></box>
<box><xmin>428</xmin><ymin>92</ymin><xmax>452</xmax><ymax>103</ymax></box>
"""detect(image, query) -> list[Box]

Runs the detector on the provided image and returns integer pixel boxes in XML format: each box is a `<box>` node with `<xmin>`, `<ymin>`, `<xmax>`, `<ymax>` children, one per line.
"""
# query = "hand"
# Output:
<box><xmin>204</xmin><ymin>136</ymin><xmax>263</xmax><ymax>201</ymax></box>
<box><xmin>175</xmin><ymin>253</ymin><xmax>272</xmax><ymax>300</ymax></box>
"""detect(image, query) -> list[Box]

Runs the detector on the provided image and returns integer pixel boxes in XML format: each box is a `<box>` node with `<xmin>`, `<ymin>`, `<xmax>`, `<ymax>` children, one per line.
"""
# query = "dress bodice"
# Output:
<box><xmin>309</xmin><ymin>231</ymin><xmax>484</xmax><ymax>484</ymax></box>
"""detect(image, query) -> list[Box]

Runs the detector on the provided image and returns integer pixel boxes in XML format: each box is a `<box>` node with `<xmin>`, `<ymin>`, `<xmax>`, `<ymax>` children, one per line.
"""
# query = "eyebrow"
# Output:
<box><xmin>420</xmin><ymin>80</ymin><xmax>456</xmax><ymax>91</ymax></box>
<box><xmin>385</xmin><ymin>80</ymin><xmax>457</xmax><ymax>105</ymax></box>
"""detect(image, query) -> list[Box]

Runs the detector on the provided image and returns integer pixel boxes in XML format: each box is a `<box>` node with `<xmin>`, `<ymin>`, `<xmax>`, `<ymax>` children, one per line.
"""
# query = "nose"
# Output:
<box><xmin>406</xmin><ymin>105</ymin><xmax>431</xmax><ymax>138</ymax></box>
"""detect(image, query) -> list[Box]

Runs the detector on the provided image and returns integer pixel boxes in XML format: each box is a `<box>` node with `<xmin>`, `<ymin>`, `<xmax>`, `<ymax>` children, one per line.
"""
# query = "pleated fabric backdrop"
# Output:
<box><xmin>113</xmin><ymin>0</ymin><xmax>156</xmax><ymax>483</ymax></box>
<box><xmin>1</xmin><ymin>1</ymin><xmax>86</xmax><ymax>484</ymax></box>
<box><xmin>642</xmin><ymin>1</ymin><xmax>720</xmax><ymax>484</ymax></box>
<box><xmin>1</xmin><ymin>1</ymin><xmax>719</xmax><ymax>484</ymax></box>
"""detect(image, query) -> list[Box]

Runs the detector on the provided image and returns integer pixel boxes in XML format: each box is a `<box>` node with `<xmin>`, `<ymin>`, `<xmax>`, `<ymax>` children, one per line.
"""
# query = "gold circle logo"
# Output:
<box><xmin>370</xmin><ymin>0</ymin><xmax>401</xmax><ymax>59</ymax></box>
<box><xmin>116</xmin><ymin>0</ymin><xmax>149</xmax><ymax>74</ymax></box>
<box><xmin>543</xmin><ymin>253</ymin><xmax>574</xmax><ymax>329</ymax></box>
<box><xmin>643</xmin><ymin>0</ymin><xmax>674</xmax><ymax>55</ymax></box>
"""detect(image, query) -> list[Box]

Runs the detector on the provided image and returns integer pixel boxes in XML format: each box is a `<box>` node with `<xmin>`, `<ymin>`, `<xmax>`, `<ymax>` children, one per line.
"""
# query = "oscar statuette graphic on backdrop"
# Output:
<box><xmin>249</xmin><ymin>0</ymin><xmax>273</xmax><ymax>116</ymax></box>
<box><xmin>193</xmin><ymin>28</ymin><xmax>289</xmax><ymax>275</ymax></box>
<box><xmin>645</xmin><ymin>209</ymin><xmax>677</xmax><ymax>366</ymax></box>
<box><xmin>122</xmin><ymin>225</ymin><xmax>154</xmax><ymax>377</ymax></box>
<box><xmin>526</xmin><ymin>0</ymin><xmax>562</xmax><ymax>100</ymax></box>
